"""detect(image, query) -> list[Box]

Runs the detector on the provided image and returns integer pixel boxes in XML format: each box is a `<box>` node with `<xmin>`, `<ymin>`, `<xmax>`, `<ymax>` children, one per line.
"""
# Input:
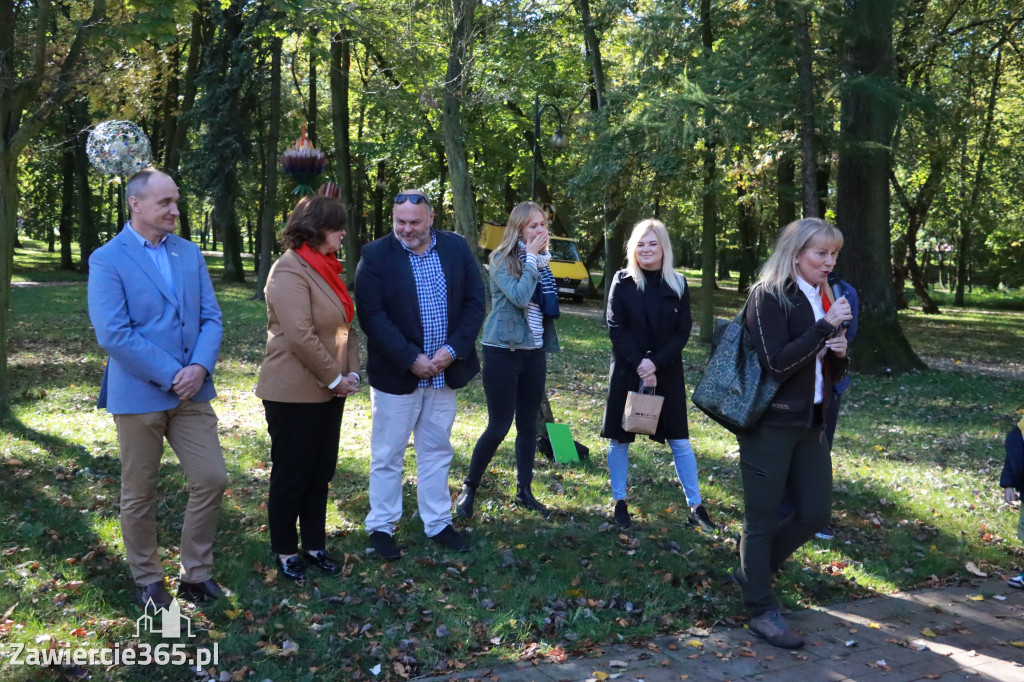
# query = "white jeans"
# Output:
<box><xmin>365</xmin><ymin>386</ymin><xmax>458</xmax><ymax>538</ymax></box>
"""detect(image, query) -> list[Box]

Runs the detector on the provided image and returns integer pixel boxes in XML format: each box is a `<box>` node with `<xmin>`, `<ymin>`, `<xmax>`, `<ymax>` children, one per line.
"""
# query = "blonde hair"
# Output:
<box><xmin>755</xmin><ymin>217</ymin><xmax>843</xmax><ymax>304</ymax></box>
<box><xmin>491</xmin><ymin>201</ymin><xmax>545</xmax><ymax>279</ymax></box>
<box><xmin>625</xmin><ymin>219</ymin><xmax>686</xmax><ymax>298</ymax></box>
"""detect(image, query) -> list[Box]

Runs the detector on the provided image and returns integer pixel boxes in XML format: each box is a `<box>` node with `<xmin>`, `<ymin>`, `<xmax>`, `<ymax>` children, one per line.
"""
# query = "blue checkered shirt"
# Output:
<box><xmin>402</xmin><ymin>231</ymin><xmax>456</xmax><ymax>389</ymax></box>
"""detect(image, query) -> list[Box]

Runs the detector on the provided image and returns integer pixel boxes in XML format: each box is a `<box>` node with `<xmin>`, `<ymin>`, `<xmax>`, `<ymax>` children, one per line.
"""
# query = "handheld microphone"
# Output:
<box><xmin>827</xmin><ymin>273</ymin><xmax>849</xmax><ymax>329</ymax></box>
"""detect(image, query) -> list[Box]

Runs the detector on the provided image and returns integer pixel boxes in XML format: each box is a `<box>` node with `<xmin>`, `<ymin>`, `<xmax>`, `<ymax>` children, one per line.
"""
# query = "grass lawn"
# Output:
<box><xmin>1</xmin><ymin>241</ymin><xmax>1023</xmax><ymax>680</ymax></box>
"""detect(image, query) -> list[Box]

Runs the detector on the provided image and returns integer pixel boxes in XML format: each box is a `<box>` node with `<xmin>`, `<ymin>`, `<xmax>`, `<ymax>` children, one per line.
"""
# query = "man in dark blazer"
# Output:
<box><xmin>355</xmin><ymin>189</ymin><xmax>485</xmax><ymax>559</ymax></box>
<box><xmin>88</xmin><ymin>168</ymin><xmax>229</xmax><ymax>609</ymax></box>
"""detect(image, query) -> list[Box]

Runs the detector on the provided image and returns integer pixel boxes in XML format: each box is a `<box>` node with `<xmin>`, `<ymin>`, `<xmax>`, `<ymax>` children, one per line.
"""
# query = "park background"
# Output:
<box><xmin>3</xmin><ymin>0</ymin><xmax>1024</xmax><ymax>680</ymax></box>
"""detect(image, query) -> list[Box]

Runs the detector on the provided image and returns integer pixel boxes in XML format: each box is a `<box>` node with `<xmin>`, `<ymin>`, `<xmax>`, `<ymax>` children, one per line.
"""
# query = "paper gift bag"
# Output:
<box><xmin>621</xmin><ymin>386</ymin><xmax>664</xmax><ymax>435</ymax></box>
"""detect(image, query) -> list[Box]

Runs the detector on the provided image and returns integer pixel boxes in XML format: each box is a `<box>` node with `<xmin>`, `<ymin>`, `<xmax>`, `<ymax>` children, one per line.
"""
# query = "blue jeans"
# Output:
<box><xmin>607</xmin><ymin>438</ymin><xmax>703</xmax><ymax>506</ymax></box>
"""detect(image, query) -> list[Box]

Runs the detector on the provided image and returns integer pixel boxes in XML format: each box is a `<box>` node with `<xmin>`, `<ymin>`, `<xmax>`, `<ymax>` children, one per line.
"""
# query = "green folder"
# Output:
<box><xmin>546</xmin><ymin>422</ymin><xmax>579</xmax><ymax>463</ymax></box>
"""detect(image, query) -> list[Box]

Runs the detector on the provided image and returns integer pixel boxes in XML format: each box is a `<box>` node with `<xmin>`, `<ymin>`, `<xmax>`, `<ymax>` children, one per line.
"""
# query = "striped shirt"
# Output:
<box><xmin>524</xmin><ymin>253</ymin><xmax>544</xmax><ymax>348</ymax></box>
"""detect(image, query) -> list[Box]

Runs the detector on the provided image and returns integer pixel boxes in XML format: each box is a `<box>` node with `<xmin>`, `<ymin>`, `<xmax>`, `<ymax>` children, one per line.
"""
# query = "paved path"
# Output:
<box><xmin>421</xmin><ymin>578</ymin><xmax>1024</xmax><ymax>681</ymax></box>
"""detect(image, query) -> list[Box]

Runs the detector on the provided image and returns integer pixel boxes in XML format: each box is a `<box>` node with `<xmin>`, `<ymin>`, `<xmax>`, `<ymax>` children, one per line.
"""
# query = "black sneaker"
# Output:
<box><xmin>687</xmin><ymin>504</ymin><xmax>717</xmax><ymax>533</ymax></box>
<box><xmin>431</xmin><ymin>524</ymin><xmax>470</xmax><ymax>552</ymax></box>
<box><xmin>369</xmin><ymin>531</ymin><xmax>401</xmax><ymax>561</ymax></box>
<box><xmin>613</xmin><ymin>500</ymin><xmax>631</xmax><ymax>529</ymax></box>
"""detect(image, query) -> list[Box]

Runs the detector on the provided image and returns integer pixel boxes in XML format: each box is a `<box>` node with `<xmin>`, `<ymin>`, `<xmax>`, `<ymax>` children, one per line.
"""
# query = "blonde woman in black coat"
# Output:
<box><xmin>601</xmin><ymin>219</ymin><xmax>715</xmax><ymax>532</ymax></box>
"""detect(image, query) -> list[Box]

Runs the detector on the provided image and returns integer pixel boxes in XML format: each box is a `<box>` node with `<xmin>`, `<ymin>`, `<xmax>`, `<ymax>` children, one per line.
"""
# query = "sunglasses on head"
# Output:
<box><xmin>394</xmin><ymin>193</ymin><xmax>431</xmax><ymax>206</ymax></box>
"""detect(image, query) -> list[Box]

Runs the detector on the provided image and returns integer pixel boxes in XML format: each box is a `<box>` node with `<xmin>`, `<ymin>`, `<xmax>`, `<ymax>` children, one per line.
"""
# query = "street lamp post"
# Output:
<box><xmin>531</xmin><ymin>95</ymin><xmax>568</xmax><ymax>202</ymax></box>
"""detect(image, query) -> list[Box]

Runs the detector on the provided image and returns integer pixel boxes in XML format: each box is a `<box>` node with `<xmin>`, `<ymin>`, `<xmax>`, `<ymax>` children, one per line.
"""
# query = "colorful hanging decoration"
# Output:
<box><xmin>86</xmin><ymin>120</ymin><xmax>153</xmax><ymax>176</ymax></box>
<box><xmin>280</xmin><ymin>124</ymin><xmax>327</xmax><ymax>196</ymax></box>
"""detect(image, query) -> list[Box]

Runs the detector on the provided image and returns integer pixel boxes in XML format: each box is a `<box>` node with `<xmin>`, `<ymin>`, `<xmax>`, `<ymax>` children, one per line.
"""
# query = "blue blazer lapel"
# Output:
<box><xmin>387</xmin><ymin>234</ymin><xmax>421</xmax><ymax>328</ymax></box>
<box><xmin>118</xmin><ymin>230</ymin><xmax>178</xmax><ymax>307</ymax></box>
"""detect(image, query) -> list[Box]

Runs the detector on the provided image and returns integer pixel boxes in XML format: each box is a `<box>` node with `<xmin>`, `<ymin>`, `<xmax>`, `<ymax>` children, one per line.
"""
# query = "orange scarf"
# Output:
<box><xmin>295</xmin><ymin>243</ymin><xmax>355</xmax><ymax>323</ymax></box>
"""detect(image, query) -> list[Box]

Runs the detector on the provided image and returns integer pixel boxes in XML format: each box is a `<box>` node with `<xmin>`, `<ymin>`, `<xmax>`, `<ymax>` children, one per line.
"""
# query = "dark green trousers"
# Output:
<box><xmin>737</xmin><ymin>423</ymin><xmax>832</xmax><ymax>616</ymax></box>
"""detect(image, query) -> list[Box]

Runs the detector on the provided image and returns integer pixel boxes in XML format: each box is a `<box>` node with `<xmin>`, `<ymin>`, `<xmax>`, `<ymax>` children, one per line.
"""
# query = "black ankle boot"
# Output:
<box><xmin>515</xmin><ymin>486</ymin><xmax>551</xmax><ymax>518</ymax></box>
<box><xmin>455</xmin><ymin>483</ymin><xmax>476</xmax><ymax>519</ymax></box>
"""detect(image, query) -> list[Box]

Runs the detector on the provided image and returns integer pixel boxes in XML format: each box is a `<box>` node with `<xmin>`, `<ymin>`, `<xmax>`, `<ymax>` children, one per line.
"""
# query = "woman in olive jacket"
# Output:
<box><xmin>600</xmin><ymin>219</ymin><xmax>715</xmax><ymax>533</ymax></box>
<box><xmin>256</xmin><ymin>195</ymin><xmax>361</xmax><ymax>583</ymax></box>
<box><xmin>736</xmin><ymin>218</ymin><xmax>852</xmax><ymax>650</ymax></box>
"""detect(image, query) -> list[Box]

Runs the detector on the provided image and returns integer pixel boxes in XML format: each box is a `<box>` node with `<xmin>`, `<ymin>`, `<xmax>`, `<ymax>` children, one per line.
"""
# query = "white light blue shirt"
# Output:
<box><xmin>795</xmin><ymin>275</ymin><xmax>826</xmax><ymax>404</ymax></box>
<box><xmin>126</xmin><ymin>223</ymin><xmax>177</xmax><ymax>302</ymax></box>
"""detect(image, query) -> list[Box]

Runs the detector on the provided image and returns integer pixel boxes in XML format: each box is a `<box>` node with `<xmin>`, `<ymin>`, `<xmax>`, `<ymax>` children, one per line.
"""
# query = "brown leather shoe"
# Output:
<box><xmin>137</xmin><ymin>580</ymin><xmax>174</xmax><ymax>610</ymax></box>
<box><xmin>177</xmin><ymin>579</ymin><xmax>231</xmax><ymax>603</ymax></box>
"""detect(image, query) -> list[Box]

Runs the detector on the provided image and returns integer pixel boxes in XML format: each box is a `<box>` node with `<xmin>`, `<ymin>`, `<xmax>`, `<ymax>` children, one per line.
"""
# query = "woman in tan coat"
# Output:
<box><xmin>256</xmin><ymin>195</ymin><xmax>361</xmax><ymax>582</ymax></box>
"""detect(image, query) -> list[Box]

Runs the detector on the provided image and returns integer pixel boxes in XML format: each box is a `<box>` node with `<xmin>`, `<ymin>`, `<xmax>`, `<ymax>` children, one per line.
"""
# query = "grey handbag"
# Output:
<box><xmin>691</xmin><ymin>303</ymin><xmax>780</xmax><ymax>434</ymax></box>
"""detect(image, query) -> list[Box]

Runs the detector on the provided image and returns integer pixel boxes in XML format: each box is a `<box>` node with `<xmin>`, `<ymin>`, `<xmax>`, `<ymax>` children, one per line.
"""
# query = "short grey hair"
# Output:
<box><xmin>125</xmin><ymin>168</ymin><xmax>167</xmax><ymax>203</ymax></box>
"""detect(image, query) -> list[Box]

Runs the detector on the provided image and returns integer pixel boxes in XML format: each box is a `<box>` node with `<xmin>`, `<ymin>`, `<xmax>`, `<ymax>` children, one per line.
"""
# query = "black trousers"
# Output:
<box><xmin>264</xmin><ymin>398</ymin><xmax>344</xmax><ymax>554</ymax></box>
<box><xmin>465</xmin><ymin>345</ymin><xmax>547</xmax><ymax>489</ymax></box>
<box><xmin>738</xmin><ymin>423</ymin><xmax>832</xmax><ymax>616</ymax></box>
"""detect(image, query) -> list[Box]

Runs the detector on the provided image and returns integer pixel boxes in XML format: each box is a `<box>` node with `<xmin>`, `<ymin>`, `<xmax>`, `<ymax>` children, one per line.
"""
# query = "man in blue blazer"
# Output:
<box><xmin>88</xmin><ymin>168</ymin><xmax>228</xmax><ymax>609</ymax></box>
<box><xmin>355</xmin><ymin>190</ymin><xmax>485</xmax><ymax>560</ymax></box>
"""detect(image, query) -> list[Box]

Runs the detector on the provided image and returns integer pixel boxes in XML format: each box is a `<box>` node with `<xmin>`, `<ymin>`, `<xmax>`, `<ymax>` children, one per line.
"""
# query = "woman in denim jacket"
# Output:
<box><xmin>456</xmin><ymin>201</ymin><xmax>560</xmax><ymax>518</ymax></box>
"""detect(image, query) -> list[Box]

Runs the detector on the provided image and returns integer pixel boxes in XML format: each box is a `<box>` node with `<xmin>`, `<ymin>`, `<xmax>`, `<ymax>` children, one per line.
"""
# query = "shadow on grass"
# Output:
<box><xmin>0</xmin><ymin>415</ymin><xmax>130</xmax><ymax>612</ymax></box>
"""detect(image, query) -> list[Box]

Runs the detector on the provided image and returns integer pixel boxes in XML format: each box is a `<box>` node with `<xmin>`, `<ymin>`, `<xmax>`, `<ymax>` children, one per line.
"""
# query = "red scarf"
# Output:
<box><xmin>295</xmin><ymin>243</ymin><xmax>355</xmax><ymax>323</ymax></box>
<box><xmin>821</xmin><ymin>286</ymin><xmax>831</xmax><ymax>313</ymax></box>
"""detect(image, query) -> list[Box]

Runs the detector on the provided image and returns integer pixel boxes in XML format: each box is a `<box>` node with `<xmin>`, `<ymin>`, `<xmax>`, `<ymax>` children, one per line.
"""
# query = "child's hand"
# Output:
<box><xmin>1004</xmin><ymin>487</ymin><xmax>1018</xmax><ymax>504</ymax></box>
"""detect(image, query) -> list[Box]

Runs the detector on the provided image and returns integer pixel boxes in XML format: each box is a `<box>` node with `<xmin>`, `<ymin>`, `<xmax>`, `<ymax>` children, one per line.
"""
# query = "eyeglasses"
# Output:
<box><xmin>394</xmin><ymin>193</ymin><xmax>431</xmax><ymax>207</ymax></box>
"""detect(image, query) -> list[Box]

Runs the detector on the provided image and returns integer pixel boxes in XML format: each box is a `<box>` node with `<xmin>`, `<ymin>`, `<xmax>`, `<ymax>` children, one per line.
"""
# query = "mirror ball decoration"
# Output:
<box><xmin>86</xmin><ymin>120</ymin><xmax>153</xmax><ymax>176</ymax></box>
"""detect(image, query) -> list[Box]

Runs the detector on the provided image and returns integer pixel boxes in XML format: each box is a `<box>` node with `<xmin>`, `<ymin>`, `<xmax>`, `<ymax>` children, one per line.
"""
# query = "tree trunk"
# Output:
<box><xmin>815</xmin><ymin>148</ymin><xmax>830</xmax><ymax>218</ymax></box>
<box><xmin>776</xmin><ymin>154</ymin><xmax>796</xmax><ymax>228</ymax></box>
<box><xmin>330</xmin><ymin>27</ymin><xmax>357</xmax><ymax>280</ymax></box>
<box><xmin>165</xmin><ymin>9</ymin><xmax>208</xmax><ymax>243</ymax></box>
<box><xmin>954</xmin><ymin>47</ymin><xmax>1002</xmax><ymax>307</ymax></box>
<box><xmin>441</xmin><ymin>0</ymin><xmax>480</xmax><ymax>250</ymax></box>
<box><xmin>0</xmin><ymin>149</ymin><xmax>16</xmax><ymax>413</ymax></box>
<box><xmin>889</xmin><ymin>162</ymin><xmax>942</xmax><ymax>313</ymax></box>
<box><xmin>71</xmin><ymin>101</ymin><xmax>100</xmax><ymax>270</ymax></box>
<box><xmin>576</xmin><ymin>0</ymin><xmax>606</xmax><ymax>109</ymax></box>
<box><xmin>0</xmin><ymin>0</ymin><xmax>106</xmax><ymax>414</ymax></box>
<box><xmin>736</xmin><ymin>182</ymin><xmax>757</xmax><ymax>294</ymax></box>
<box><xmin>603</xmin><ymin>203</ymin><xmax>627</xmax><ymax>300</ymax></box>
<box><xmin>697</xmin><ymin>0</ymin><xmax>718</xmax><ymax>344</ymax></box>
<box><xmin>575</xmin><ymin>0</ymin><xmax>618</xmax><ymax>302</ymax></box>
<box><xmin>836</xmin><ymin>0</ymin><xmax>923</xmax><ymax>374</ymax></box>
<box><xmin>59</xmin><ymin>114</ymin><xmax>76</xmax><ymax>270</ymax></box>
<box><xmin>374</xmin><ymin>159</ymin><xmax>386</xmax><ymax>241</ymax></box>
<box><xmin>200</xmin><ymin>0</ymin><xmax>248</xmax><ymax>282</ymax></box>
<box><xmin>158</xmin><ymin>46</ymin><xmax>181</xmax><ymax>167</ymax></box>
<box><xmin>254</xmin><ymin>36</ymin><xmax>282</xmax><ymax>301</ymax></box>
<box><xmin>795</xmin><ymin>6</ymin><xmax>818</xmax><ymax>217</ymax></box>
<box><xmin>307</xmin><ymin>29</ymin><xmax>318</xmax><ymax>147</ymax></box>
